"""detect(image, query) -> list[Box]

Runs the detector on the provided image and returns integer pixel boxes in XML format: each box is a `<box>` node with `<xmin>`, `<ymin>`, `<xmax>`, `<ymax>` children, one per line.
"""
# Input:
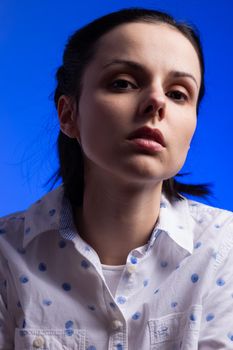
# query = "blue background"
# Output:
<box><xmin>1</xmin><ymin>0</ymin><xmax>232</xmax><ymax>215</ymax></box>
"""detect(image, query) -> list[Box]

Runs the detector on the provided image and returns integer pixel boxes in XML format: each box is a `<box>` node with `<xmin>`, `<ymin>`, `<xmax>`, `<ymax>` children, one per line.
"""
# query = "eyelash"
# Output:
<box><xmin>109</xmin><ymin>79</ymin><xmax>189</xmax><ymax>102</ymax></box>
<box><xmin>166</xmin><ymin>90</ymin><xmax>188</xmax><ymax>102</ymax></box>
<box><xmin>110</xmin><ymin>79</ymin><xmax>137</xmax><ymax>90</ymax></box>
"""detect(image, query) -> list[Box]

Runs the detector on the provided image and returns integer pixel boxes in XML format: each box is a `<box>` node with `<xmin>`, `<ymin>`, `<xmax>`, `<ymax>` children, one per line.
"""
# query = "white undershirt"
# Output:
<box><xmin>101</xmin><ymin>264</ymin><xmax>125</xmax><ymax>296</ymax></box>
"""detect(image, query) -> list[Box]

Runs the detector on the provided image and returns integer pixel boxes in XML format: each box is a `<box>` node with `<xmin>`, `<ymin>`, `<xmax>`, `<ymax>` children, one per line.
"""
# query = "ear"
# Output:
<box><xmin>57</xmin><ymin>95</ymin><xmax>80</xmax><ymax>139</ymax></box>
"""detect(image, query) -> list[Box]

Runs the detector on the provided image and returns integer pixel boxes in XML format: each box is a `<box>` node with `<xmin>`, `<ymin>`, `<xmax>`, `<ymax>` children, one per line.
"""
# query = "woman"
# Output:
<box><xmin>0</xmin><ymin>7</ymin><xmax>233</xmax><ymax>349</ymax></box>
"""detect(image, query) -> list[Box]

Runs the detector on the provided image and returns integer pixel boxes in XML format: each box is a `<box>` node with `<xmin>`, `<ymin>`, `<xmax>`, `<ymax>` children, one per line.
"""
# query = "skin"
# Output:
<box><xmin>58</xmin><ymin>22</ymin><xmax>201</xmax><ymax>265</ymax></box>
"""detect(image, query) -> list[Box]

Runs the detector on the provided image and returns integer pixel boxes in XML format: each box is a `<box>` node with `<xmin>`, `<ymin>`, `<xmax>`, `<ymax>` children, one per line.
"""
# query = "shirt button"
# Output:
<box><xmin>32</xmin><ymin>336</ymin><xmax>45</xmax><ymax>348</ymax></box>
<box><xmin>126</xmin><ymin>264</ymin><xmax>137</xmax><ymax>274</ymax></box>
<box><xmin>112</xmin><ymin>320</ymin><xmax>123</xmax><ymax>331</ymax></box>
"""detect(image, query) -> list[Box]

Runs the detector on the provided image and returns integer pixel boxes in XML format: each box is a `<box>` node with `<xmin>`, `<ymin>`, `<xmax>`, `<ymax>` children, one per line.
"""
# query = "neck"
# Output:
<box><xmin>75</xmin><ymin>175</ymin><xmax>162</xmax><ymax>265</ymax></box>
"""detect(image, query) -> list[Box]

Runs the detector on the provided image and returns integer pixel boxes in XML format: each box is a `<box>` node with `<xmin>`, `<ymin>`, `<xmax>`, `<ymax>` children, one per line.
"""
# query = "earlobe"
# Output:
<box><xmin>57</xmin><ymin>95</ymin><xmax>80</xmax><ymax>139</ymax></box>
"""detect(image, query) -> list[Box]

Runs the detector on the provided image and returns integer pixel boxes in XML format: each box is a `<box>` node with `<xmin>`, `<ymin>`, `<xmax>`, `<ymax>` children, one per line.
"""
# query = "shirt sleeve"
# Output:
<box><xmin>199</xmin><ymin>230</ymin><xmax>233</xmax><ymax>349</ymax></box>
<box><xmin>0</xmin><ymin>255</ymin><xmax>15</xmax><ymax>350</ymax></box>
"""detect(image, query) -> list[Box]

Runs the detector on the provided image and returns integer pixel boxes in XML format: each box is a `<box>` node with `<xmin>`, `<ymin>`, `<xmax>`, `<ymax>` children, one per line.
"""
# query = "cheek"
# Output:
<box><xmin>175</xmin><ymin>114</ymin><xmax>197</xmax><ymax>148</ymax></box>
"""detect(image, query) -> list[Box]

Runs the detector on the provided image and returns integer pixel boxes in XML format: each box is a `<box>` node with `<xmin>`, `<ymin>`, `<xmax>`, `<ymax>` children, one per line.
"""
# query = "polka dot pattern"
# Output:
<box><xmin>1</xmin><ymin>185</ymin><xmax>233</xmax><ymax>349</ymax></box>
<box><xmin>81</xmin><ymin>260</ymin><xmax>90</xmax><ymax>269</ymax></box>
<box><xmin>42</xmin><ymin>299</ymin><xmax>52</xmax><ymax>306</ymax></box>
<box><xmin>19</xmin><ymin>275</ymin><xmax>29</xmax><ymax>284</ymax></box>
<box><xmin>191</xmin><ymin>273</ymin><xmax>199</xmax><ymax>283</ymax></box>
<box><xmin>160</xmin><ymin>261</ymin><xmax>168</xmax><ymax>268</ymax></box>
<box><xmin>38</xmin><ymin>262</ymin><xmax>47</xmax><ymax>271</ymax></box>
<box><xmin>132</xmin><ymin>311</ymin><xmax>141</xmax><ymax>320</ymax></box>
<box><xmin>206</xmin><ymin>313</ymin><xmax>215</xmax><ymax>322</ymax></box>
<box><xmin>216</xmin><ymin>278</ymin><xmax>225</xmax><ymax>286</ymax></box>
<box><xmin>116</xmin><ymin>296</ymin><xmax>126</xmax><ymax>304</ymax></box>
<box><xmin>189</xmin><ymin>313</ymin><xmax>196</xmax><ymax>321</ymax></box>
<box><xmin>194</xmin><ymin>241</ymin><xmax>202</xmax><ymax>249</ymax></box>
<box><xmin>62</xmin><ymin>283</ymin><xmax>71</xmax><ymax>291</ymax></box>
<box><xmin>58</xmin><ymin>240</ymin><xmax>66</xmax><ymax>248</ymax></box>
<box><xmin>130</xmin><ymin>256</ymin><xmax>137</xmax><ymax>264</ymax></box>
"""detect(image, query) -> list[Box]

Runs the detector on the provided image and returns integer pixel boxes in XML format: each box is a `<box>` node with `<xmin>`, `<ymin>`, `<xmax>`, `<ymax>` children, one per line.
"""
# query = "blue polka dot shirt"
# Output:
<box><xmin>0</xmin><ymin>185</ymin><xmax>233</xmax><ymax>349</ymax></box>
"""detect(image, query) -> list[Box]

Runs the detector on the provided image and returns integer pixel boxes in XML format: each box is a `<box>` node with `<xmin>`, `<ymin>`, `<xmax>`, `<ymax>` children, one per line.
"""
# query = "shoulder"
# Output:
<box><xmin>186</xmin><ymin>198</ymin><xmax>233</xmax><ymax>229</ymax></box>
<box><xmin>0</xmin><ymin>185</ymin><xmax>64</xmax><ymax>252</ymax></box>
<box><xmin>185</xmin><ymin>198</ymin><xmax>233</xmax><ymax>263</ymax></box>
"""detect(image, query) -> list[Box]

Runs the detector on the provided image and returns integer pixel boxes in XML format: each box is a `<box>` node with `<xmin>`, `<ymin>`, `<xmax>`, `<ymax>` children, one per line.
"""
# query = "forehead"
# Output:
<box><xmin>92</xmin><ymin>22</ymin><xmax>201</xmax><ymax>84</ymax></box>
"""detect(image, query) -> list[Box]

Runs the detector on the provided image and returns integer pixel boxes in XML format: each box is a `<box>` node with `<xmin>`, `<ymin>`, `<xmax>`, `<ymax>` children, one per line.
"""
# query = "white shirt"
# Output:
<box><xmin>0</xmin><ymin>185</ymin><xmax>233</xmax><ymax>350</ymax></box>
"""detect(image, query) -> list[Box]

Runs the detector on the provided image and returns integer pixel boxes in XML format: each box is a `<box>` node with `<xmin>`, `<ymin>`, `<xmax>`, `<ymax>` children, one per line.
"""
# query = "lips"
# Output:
<box><xmin>127</xmin><ymin>126</ymin><xmax>166</xmax><ymax>147</ymax></box>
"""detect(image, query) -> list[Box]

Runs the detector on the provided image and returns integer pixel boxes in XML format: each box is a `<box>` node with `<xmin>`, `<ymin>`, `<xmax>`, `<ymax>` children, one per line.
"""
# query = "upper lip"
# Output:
<box><xmin>127</xmin><ymin>126</ymin><xmax>166</xmax><ymax>147</ymax></box>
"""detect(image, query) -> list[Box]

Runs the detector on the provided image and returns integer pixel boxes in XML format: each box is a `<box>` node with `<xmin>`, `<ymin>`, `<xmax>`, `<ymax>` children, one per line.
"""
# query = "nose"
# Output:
<box><xmin>140</xmin><ymin>88</ymin><xmax>165</xmax><ymax>121</ymax></box>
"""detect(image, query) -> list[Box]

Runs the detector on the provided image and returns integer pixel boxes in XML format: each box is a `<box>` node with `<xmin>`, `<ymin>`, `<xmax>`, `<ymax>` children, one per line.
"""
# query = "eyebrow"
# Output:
<box><xmin>102</xmin><ymin>59</ymin><xmax>198</xmax><ymax>89</ymax></box>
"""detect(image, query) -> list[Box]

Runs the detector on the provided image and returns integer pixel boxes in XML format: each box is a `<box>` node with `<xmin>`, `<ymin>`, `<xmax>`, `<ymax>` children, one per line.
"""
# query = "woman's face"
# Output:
<box><xmin>74</xmin><ymin>22</ymin><xmax>201</xmax><ymax>186</ymax></box>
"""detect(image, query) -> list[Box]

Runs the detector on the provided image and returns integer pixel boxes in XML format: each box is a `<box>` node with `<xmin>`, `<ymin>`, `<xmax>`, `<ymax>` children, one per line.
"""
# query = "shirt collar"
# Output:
<box><xmin>23</xmin><ymin>186</ymin><xmax>194</xmax><ymax>254</ymax></box>
<box><xmin>154</xmin><ymin>194</ymin><xmax>194</xmax><ymax>254</ymax></box>
<box><xmin>23</xmin><ymin>186</ymin><xmax>64</xmax><ymax>248</ymax></box>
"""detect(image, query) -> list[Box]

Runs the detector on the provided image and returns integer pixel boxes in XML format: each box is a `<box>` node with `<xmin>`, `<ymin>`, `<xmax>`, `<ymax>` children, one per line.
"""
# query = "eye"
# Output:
<box><xmin>110</xmin><ymin>79</ymin><xmax>138</xmax><ymax>91</ymax></box>
<box><xmin>166</xmin><ymin>90</ymin><xmax>188</xmax><ymax>102</ymax></box>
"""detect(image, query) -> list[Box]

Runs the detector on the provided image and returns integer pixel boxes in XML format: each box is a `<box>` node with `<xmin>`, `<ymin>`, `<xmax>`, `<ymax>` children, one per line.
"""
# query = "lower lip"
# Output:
<box><xmin>128</xmin><ymin>138</ymin><xmax>164</xmax><ymax>153</ymax></box>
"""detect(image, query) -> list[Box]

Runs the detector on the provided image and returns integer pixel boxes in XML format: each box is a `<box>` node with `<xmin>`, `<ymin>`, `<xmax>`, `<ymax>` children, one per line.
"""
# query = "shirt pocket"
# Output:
<box><xmin>14</xmin><ymin>328</ymin><xmax>86</xmax><ymax>350</ymax></box>
<box><xmin>148</xmin><ymin>305</ymin><xmax>202</xmax><ymax>350</ymax></box>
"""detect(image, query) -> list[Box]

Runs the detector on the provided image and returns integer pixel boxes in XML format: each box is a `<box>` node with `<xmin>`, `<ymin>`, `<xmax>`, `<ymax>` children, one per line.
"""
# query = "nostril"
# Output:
<box><xmin>144</xmin><ymin>105</ymin><xmax>154</xmax><ymax>113</ymax></box>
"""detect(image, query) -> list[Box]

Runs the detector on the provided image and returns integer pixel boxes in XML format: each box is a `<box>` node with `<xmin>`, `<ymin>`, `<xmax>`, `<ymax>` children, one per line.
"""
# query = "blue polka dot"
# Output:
<box><xmin>190</xmin><ymin>313</ymin><xmax>196</xmax><ymax>321</ymax></box>
<box><xmin>117</xmin><ymin>296</ymin><xmax>126</xmax><ymax>304</ymax></box>
<box><xmin>85</xmin><ymin>245</ymin><xmax>91</xmax><ymax>251</ymax></box>
<box><xmin>58</xmin><ymin>240</ymin><xmax>66</xmax><ymax>248</ymax></box>
<box><xmin>227</xmin><ymin>332</ymin><xmax>233</xmax><ymax>341</ymax></box>
<box><xmin>62</xmin><ymin>283</ymin><xmax>71</xmax><ymax>291</ymax></box>
<box><xmin>116</xmin><ymin>344</ymin><xmax>123</xmax><ymax>350</ymax></box>
<box><xmin>38</xmin><ymin>262</ymin><xmax>47</xmax><ymax>271</ymax></box>
<box><xmin>130</xmin><ymin>256</ymin><xmax>137</xmax><ymax>264</ymax></box>
<box><xmin>22</xmin><ymin>319</ymin><xmax>26</xmax><ymax>328</ymax></box>
<box><xmin>191</xmin><ymin>273</ymin><xmax>199</xmax><ymax>283</ymax></box>
<box><xmin>154</xmin><ymin>289</ymin><xmax>159</xmax><ymax>294</ymax></box>
<box><xmin>160</xmin><ymin>261</ymin><xmax>168</xmax><ymax>268</ymax></box>
<box><xmin>19</xmin><ymin>275</ymin><xmax>29</xmax><ymax>284</ymax></box>
<box><xmin>87</xmin><ymin>347</ymin><xmax>97</xmax><ymax>350</ymax></box>
<box><xmin>215</xmin><ymin>224</ymin><xmax>220</xmax><ymax>229</ymax></box>
<box><xmin>65</xmin><ymin>329</ymin><xmax>74</xmax><ymax>336</ymax></box>
<box><xmin>88</xmin><ymin>305</ymin><xmax>96</xmax><ymax>311</ymax></box>
<box><xmin>42</xmin><ymin>299</ymin><xmax>52</xmax><ymax>306</ymax></box>
<box><xmin>25</xmin><ymin>227</ymin><xmax>31</xmax><ymax>234</ymax></box>
<box><xmin>171</xmin><ymin>302</ymin><xmax>178</xmax><ymax>308</ymax></box>
<box><xmin>143</xmin><ymin>279</ymin><xmax>149</xmax><ymax>287</ymax></box>
<box><xmin>109</xmin><ymin>302</ymin><xmax>116</xmax><ymax>309</ymax></box>
<box><xmin>178</xmin><ymin>225</ymin><xmax>184</xmax><ymax>229</ymax></box>
<box><xmin>206</xmin><ymin>313</ymin><xmax>215</xmax><ymax>322</ymax></box>
<box><xmin>49</xmin><ymin>209</ymin><xmax>56</xmax><ymax>216</ymax></box>
<box><xmin>65</xmin><ymin>320</ymin><xmax>74</xmax><ymax>329</ymax></box>
<box><xmin>0</xmin><ymin>229</ymin><xmax>6</xmax><ymax>235</ymax></box>
<box><xmin>194</xmin><ymin>241</ymin><xmax>202</xmax><ymax>249</ymax></box>
<box><xmin>81</xmin><ymin>260</ymin><xmax>90</xmax><ymax>269</ymax></box>
<box><xmin>132</xmin><ymin>311</ymin><xmax>141</xmax><ymax>320</ymax></box>
<box><xmin>160</xmin><ymin>202</ymin><xmax>167</xmax><ymax>208</ymax></box>
<box><xmin>216</xmin><ymin>278</ymin><xmax>225</xmax><ymax>286</ymax></box>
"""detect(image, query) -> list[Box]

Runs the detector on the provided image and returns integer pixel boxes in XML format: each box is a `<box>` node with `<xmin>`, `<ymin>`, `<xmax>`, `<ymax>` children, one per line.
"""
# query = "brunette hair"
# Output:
<box><xmin>51</xmin><ymin>7</ymin><xmax>210</xmax><ymax>206</ymax></box>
